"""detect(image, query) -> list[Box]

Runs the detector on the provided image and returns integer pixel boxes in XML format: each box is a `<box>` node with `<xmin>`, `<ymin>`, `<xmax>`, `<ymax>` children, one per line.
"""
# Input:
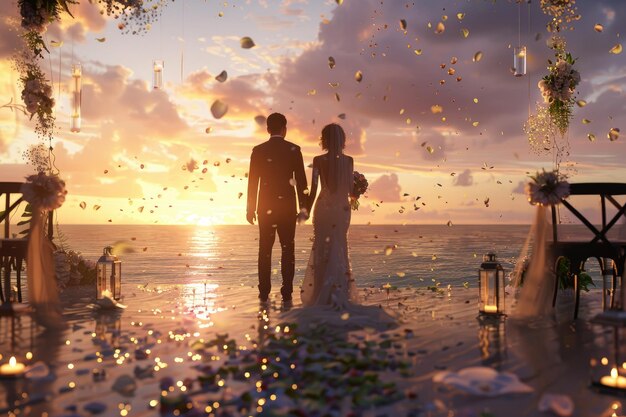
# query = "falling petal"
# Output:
<box><xmin>205</xmin><ymin>127</ymin><xmax>212</xmax><ymax>134</ymax></box>
<box><xmin>426</xmin><ymin>146</ymin><xmax>435</xmax><ymax>154</ymax></box>
<box><xmin>457</xmin><ymin>13</ymin><xmax>465</xmax><ymax>20</ymax></box>
<box><xmin>93</xmin><ymin>205</ymin><xmax>101</xmax><ymax>211</ymax></box>
<box><xmin>461</xmin><ymin>28</ymin><xmax>469</xmax><ymax>38</ymax></box>
<box><xmin>328</xmin><ymin>56</ymin><xmax>336</xmax><ymax>69</ymax></box>
<box><xmin>254</xmin><ymin>115</ymin><xmax>266</xmax><ymax>126</ymax></box>
<box><xmin>308</xmin><ymin>89</ymin><xmax>316</xmax><ymax>95</ymax></box>
<box><xmin>384</xmin><ymin>245</ymin><xmax>395</xmax><ymax>256</ymax></box>
<box><xmin>96</xmin><ymin>37</ymin><xmax>106</xmax><ymax>43</ymax></box>
<box><xmin>414</xmin><ymin>49</ymin><xmax>423</xmax><ymax>56</ymax></box>
<box><xmin>79</xmin><ymin>201</ymin><xmax>86</xmax><ymax>209</ymax></box>
<box><xmin>355</xmin><ymin>70</ymin><xmax>363</xmax><ymax>82</ymax></box>
<box><xmin>435</xmin><ymin>22</ymin><xmax>445</xmax><ymax>34</ymax></box>
<box><xmin>336</xmin><ymin>0</ymin><xmax>343</xmax><ymax>4</ymax></box>
<box><xmin>587</xmin><ymin>133</ymin><xmax>596</xmax><ymax>142</ymax></box>
<box><xmin>609</xmin><ymin>44</ymin><xmax>623</xmax><ymax>54</ymax></box>
<box><xmin>594</xmin><ymin>23</ymin><xmax>604</xmax><ymax>32</ymax></box>
<box><xmin>240</xmin><ymin>36</ymin><xmax>256</xmax><ymax>49</ymax></box>
<box><xmin>582</xmin><ymin>119</ymin><xmax>591</xmax><ymax>124</ymax></box>
<box><xmin>215</xmin><ymin>70</ymin><xmax>228</xmax><ymax>82</ymax></box>
<box><xmin>399</xmin><ymin>19</ymin><xmax>407</xmax><ymax>31</ymax></box>
<box><xmin>338</xmin><ymin>113</ymin><xmax>346</xmax><ymax>119</ymax></box>
<box><xmin>473</xmin><ymin>51</ymin><xmax>483</xmax><ymax>62</ymax></box>
<box><xmin>448</xmin><ymin>68</ymin><xmax>456</xmax><ymax>75</ymax></box>
<box><xmin>186</xmin><ymin>159</ymin><xmax>198</xmax><ymax>172</ymax></box>
<box><xmin>210</xmin><ymin>100</ymin><xmax>228</xmax><ymax>119</ymax></box>
<box><xmin>334</xmin><ymin>93</ymin><xmax>340</xmax><ymax>102</ymax></box>
<box><xmin>328</xmin><ymin>82</ymin><xmax>339</xmax><ymax>87</ymax></box>
<box><xmin>430</xmin><ymin>104</ymin><xmax>443</xmax><ymax>114</ymax></box>
<box><xmin>50</xmin><ymin>40</ymin><xmax>63</xmax><ymax>47</ymax></box>
<box><xmin>576</xmin><ymin>100</ymin><xmax>587</xmax><ymax>107</ymax></box>
<box><xmin>446</xmin><ymin>220</ymin><xmax>453</xmax><ymax>227</ymax></box>
<box><xmin>451</xmin><ymin>56</ymin><xmax>458</xmax><ymax>64</ymax></box>
<box><xmin>608</xmin><ymin>128</ymin><xmax>620</xmax><ymax>141</ymax></box>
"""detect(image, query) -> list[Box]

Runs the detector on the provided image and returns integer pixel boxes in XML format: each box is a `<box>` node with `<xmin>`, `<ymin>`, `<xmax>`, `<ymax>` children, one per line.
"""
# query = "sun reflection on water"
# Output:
<box><xmin>179</xmin><ymin>281</ymin><xmax>225</xmax><ymax>328</ymax></box>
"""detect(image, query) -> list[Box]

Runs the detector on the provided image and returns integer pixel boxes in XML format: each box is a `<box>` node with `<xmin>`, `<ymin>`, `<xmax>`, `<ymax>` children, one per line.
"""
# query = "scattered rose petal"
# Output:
<box><xmin>473</xmin><ymin>51</ymin><xmax>483</xmax><ymax>62</ymax></box>
<box><xmin>112</xmin><ymin>375</ymin><xmax>136</xmax><ymax>396</ymax></box>
<box><xmin>240</xmin><ymin>36</ymin><xmax>255</xmax><ymax>49</ymax></box>
<box><xmin>96</xmin><ymin>37</ymin><xmax>106</xmax><ymax>42</ymax></box>
<box><xmin>610</xmin><ymin>44</ymin><xmax>623</xmax><ymax>54</ymax></box>
<box><xmin>587</xmin><ymin>133</ymin><xmax>596</xmax><ymax>142</ymax></box>
<box><xmin>608</xmin><ymin>128</ymin><xmax>620</xmax><ymax>141</ymax></box>
<box><xmin>594</xmin><ymin>23</ymin><xmax>604</xmax><ymax>32</ymax></box>
<box><xmin>399</xmin><ymin>19</ymin><xmax>407</xmax><ymax>31</ymax></box>
<box><xmin>433</xmin><ymin>367</ymin><xmax>533</xmax><ymax>397</ymax></box>
<box><xmin>355</xmin><ymin>70</ymin><xmax>363</xmax><ymax>82</ymax></box>
<box><xmin>215</xmin><ymin>70</ymin><xmax>227</xmax><ymax>82</ymax></box>
<box><xmin>210</xmin><ymin>100</ymin><xmax>228</xmax><ymax>119</ymax></box>
<box><xmin>435</xmin><ymin>22</ymin><xmax>445</xmax><ymax>34</ymax></box>
<box><xmin>538</xmin><ymin>393</ymin><xmax>574</xmax><ymax>417</ymax></box>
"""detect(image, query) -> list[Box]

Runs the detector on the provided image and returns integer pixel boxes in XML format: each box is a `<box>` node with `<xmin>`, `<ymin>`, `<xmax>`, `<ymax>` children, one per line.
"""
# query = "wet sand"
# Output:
<box><xmin>0</xmin><ymin>283</ymin><xmax>623</xmax><ymax>417</ymax></box>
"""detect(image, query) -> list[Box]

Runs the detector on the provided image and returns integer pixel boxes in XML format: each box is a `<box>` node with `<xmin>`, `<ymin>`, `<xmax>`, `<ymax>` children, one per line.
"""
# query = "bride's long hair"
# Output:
<box><xmin>320</xmin><ymin>123</ymin><xmax>347</xmax><ymax>193</ymax></box>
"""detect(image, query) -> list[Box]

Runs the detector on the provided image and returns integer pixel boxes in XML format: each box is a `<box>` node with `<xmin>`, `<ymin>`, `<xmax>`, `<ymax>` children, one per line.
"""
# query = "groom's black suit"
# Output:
<box><xmin>247</xmin><ymin>135</ymin><xmax>308</xmax><ymax>301</ymax></box>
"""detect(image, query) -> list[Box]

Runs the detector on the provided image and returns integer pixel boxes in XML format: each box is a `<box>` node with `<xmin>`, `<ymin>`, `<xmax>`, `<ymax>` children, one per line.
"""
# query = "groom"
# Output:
<box><xmin>246</xmin><ymin>113</ymin><xmax>308</xmax><ymax>303</ymax></box>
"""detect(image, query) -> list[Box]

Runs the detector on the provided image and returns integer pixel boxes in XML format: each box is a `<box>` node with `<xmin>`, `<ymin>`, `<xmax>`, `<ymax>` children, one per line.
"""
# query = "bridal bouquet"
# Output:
<box><xmin>21</xmin><ymin>171</ymin><xmax>67</xmax><ymax>210</ymax></box>
<box><xmin>351</xmin><ymin>171</ymin><xmax>368</xmax><ymax>210</ymax></box>
<box><xmin>525</xmin><ymin>169</ymin><xmax>569</xmax><ymax>206</ymax></box>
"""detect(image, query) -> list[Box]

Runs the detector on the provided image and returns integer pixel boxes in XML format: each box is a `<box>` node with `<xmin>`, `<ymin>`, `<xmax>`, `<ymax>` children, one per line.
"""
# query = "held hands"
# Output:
<box><xmin>297</xmin><ymin>208</ymin><xmax>309</xmax><ymax>225</ymax></box>
<box><xmin>246</xmin><ymin>211</ymin><xmax>257</xmax><ymax>225</ymax></box>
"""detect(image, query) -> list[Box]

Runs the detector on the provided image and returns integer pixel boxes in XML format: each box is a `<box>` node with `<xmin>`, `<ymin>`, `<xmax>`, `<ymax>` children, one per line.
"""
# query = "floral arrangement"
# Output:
<box><xmin>350</xmin><ymin>171</ymin><xmax>368</xmax><ymax>210</ymax></box>
<box><xmin>19</xmin><ymin>0</ymin><xmax>74</xmax><ymax>33</ymax></box>
<box><xmin>19</xmin><ymin>63</ymin><xmax>56</xmax><ymax>138</ymax></box>
<box><xmin>21</xmin><ymin>171</ymin><xmax>67</xmax><ymax>210</ymax></box>
<box><xmin>55</xmin><ymin>249</ymin><xmax>97</xmax><ymax>288</ymax></box>
<box><xmin>525</xmin><ymin>169</ymin><xmax>570</xmax><ymax>206</ymax></box>
<box><xmin>537</xmin><ymin>38</ymin><xmax>580</xmax><ymax>134</ymax></box>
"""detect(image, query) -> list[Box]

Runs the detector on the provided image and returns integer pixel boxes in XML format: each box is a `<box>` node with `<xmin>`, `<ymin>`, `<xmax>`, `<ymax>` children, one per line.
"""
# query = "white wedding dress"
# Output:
<box><xmin>282</xmin><ymin>153</ymin><xmax>396</xmax><ymax>331</ymax></box>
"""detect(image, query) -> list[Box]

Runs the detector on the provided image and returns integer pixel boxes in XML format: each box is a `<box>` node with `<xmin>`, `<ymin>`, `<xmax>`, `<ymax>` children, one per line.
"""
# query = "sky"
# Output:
<box><xmin>0</xmin><ymin>0</ymin><xmax>625</xmax><ymax>225</ymax></box>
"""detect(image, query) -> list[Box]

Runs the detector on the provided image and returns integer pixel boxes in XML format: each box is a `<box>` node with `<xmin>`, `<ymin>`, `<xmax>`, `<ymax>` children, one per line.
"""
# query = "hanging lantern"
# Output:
<box><xmin>478</xmin><ymin>253</ymin><xmax>505</xmax><ymax>316</ymax></box>
<box><xmin>153</xmin><ymin>60</ymin><xmax>164</xmax><ymax>89</ymax></box>
<box><xmin>96</xmin><ymin>246</ymin><xmax>122</xmax><ymax>300</ymax></box>
<box><xmin>70</xmin><ymin>63</ymin><xmax>82</xmax><ymax>132</ymax></box>
<box><xmin>513</xmin><ymin>46</ymin><xmax>527</xmax><ymax>77</ymax></box>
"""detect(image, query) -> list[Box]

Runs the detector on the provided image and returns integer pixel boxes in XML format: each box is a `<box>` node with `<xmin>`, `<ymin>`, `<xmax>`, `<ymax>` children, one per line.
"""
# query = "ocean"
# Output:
<box><xmin>56</xmin><ymin>224</ymin><xmax>541</xmax><ymax>290</ymax></box>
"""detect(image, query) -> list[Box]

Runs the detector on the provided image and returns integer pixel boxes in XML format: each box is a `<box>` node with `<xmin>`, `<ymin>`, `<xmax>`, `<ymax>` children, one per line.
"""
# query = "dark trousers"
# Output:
<box><xmin>257</xmin><ymin>211</ymin><xmax>296</xmax><ymax>300</ymax></box>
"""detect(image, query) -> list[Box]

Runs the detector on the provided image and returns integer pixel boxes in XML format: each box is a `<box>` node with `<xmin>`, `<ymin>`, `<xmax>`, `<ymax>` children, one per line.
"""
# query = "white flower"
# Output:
<box><xmin>21</xmin><ymin>172</ymin><xmax>67</xmax><ymax>210</ymax></box>
<box><xmin>526</xmin><ymin>170</ymin><xmax>570</xmax><ymax>206</ymax></box>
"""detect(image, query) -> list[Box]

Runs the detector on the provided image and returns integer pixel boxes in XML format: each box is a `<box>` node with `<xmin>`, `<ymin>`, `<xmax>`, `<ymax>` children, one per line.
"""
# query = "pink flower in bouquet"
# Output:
<box><xmin>21</xmin><ymin>171</ymin><xmax>67</xmax><ymax>210</ymax></box>
<box><xmin>351</xmin><ymin>171</ymin><xmax>368</xmax><ymax>210</ymax></box>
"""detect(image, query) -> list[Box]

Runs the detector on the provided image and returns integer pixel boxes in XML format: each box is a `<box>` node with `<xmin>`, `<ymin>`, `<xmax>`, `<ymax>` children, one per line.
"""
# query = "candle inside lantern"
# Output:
<box><xmin>0</xmin><ymin>356</ymin><xmax>26</xmax><ymax>377</ymax></box>
<box><xmin>483</xmin><ymin>305</ymin><xmax>498</xmax><ymax>314</ymax></box>
<box><xmin>600</xmin><ymin>367</ymin><xmax>626</xmax><ymax>388</ymax></box>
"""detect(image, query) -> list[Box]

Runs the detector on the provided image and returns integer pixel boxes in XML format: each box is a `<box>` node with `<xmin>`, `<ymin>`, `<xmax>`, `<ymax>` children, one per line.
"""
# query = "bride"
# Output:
<box><xmin>285</xmin><ymin>124</ymin><xmax>396</xmax><ymax>330</ymax></box>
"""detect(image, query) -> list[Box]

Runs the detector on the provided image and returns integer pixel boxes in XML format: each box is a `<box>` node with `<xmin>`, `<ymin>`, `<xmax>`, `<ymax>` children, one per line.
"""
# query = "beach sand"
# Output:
<box><xmin>0</xmin><ymin>283</ymin><xmax>623</xmax><ymax>417</ymax></box>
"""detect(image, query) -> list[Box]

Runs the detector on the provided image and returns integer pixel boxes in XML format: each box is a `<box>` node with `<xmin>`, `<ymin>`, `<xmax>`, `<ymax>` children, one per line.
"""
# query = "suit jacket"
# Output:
<box><xmin>247</xmin><ymin>136</ymin><xmax>308</xmax><ymax>217</ymax></box>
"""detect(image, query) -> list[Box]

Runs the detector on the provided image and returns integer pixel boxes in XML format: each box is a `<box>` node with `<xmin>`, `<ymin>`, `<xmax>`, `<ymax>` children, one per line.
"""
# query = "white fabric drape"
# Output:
<box><xmin>26</xmin><ymin>208</ymin><xmax>64</xmax><ymax>328</ymax></box>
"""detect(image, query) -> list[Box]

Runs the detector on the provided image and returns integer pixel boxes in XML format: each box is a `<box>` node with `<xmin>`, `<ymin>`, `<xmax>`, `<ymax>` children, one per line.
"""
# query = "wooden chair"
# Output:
<box><xmin>550</xmin><ymin>183</ymin><xmax>626</xmax><ymax>319</ymax></box>
<box><xmin>0</xmin><ymin>182</ymin><xmax>54</xmax><ymax>304</ymax></box>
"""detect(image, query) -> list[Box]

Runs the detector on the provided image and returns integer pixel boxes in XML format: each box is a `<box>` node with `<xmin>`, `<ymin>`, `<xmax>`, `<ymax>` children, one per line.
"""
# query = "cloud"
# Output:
<box><xmin>368</xmin><ymin>173</ymin><xmax>402</xmax><ymax>202</ymax></box>
<box><xmin>453</xmin><ymin>169</ymin><xmax>473</xmax><ymax>186</ymax></box>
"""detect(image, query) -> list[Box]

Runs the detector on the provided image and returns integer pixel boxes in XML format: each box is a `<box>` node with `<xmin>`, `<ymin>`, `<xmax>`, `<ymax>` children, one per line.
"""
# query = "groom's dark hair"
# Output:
<box><xmin>267</xmin><ymin>112</ymin><xmax>287</xmax><ymax>135</ymax></box>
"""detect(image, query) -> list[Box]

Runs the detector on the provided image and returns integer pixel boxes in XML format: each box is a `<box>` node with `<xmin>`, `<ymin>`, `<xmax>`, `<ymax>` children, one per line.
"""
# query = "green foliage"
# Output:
<box><xmin>556</xmin><ymin>258</ymin><xmax>596</xmax><ymax>292</ymax></box>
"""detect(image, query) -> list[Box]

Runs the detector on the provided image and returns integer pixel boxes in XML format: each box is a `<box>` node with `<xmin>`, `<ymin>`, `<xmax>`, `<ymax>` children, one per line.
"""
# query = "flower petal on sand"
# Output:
<box><xmin>538</xmin><ymin>393</ymin><xmax>574</xmax><ymax>417</ymax></box>
<box><xmin>433</xmin><ymin>366</ymin><xmax>533</xmax><ymax>397</ymax></box>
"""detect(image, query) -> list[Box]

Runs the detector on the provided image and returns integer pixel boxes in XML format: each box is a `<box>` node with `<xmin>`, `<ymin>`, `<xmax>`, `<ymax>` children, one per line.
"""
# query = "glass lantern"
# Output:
<box><xmin>153</xmin><ymin>60</ymin><xmax>164</xmax><ymax>89</ymax></box>
<box><xmin>479</xmin><ymin>253</ymin><xmax>505</xmax><ymax>316</ymax></box>
<box><xmin>70</xmin><ymin>63</ymin><xmax>82</xmax><ymax>132</ymax></box>
<box><xmin>590</xmin><ymin>326</ymin><xmax>626</xmax><ymax>395</ymax></box>
<box><xmin>96</xmin><ymin>246</ymin><xmax>122</xmax><ymax>300</ymax></box>
<box><xmin>513</xmin><ymin>46</ymin><xmax>527</xmax><ymax>77</ymax></box>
